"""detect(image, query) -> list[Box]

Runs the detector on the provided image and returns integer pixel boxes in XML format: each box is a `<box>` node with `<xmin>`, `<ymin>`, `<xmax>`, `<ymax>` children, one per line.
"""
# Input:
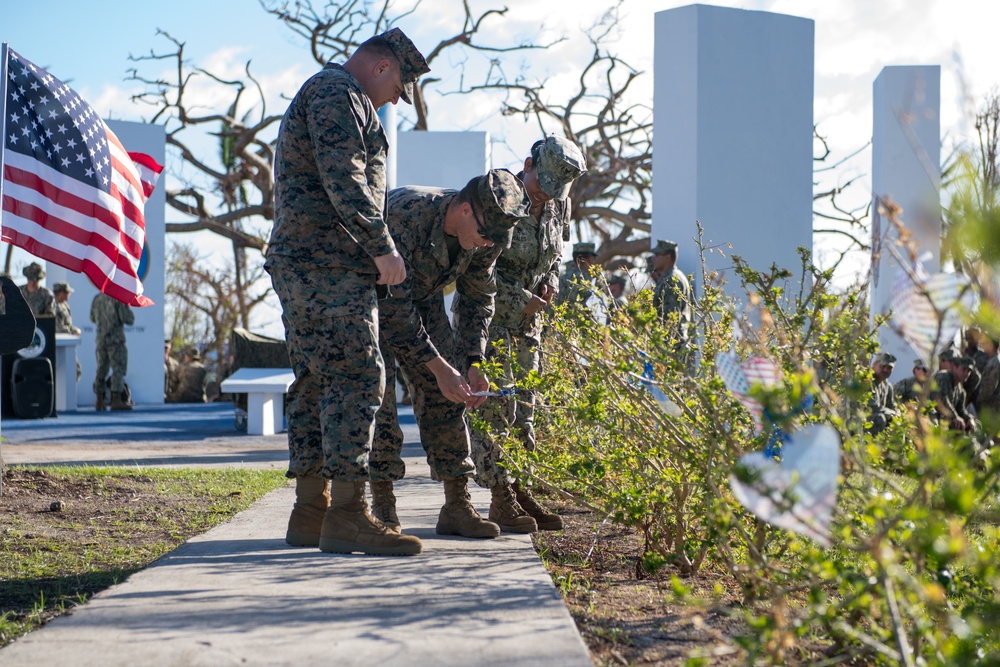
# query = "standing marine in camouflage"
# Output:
<box><xmin>867</xmin><ymin>352</ymin><xmax>897</xmax><ymax>435</ymax></box>
<box><xmin>460</xmin><ymin>136</ymin><xmax>587</xmax><ymax>534</ymax></box>
<box><xmin>53</xmin><ymin>282</ymin><xmax>82</xmax><ymax>381</ymax></box>
<box><xmin>894</xmin><ymin>358</ymin><xmax>928</xmax><ymax>404</ymax></box>
<box><xmin>90</xmin><ymin>292</ymin><xmax>134</xmax><ymax>411</ymax></box>
<box><xmin>556</xmin><ymin>242</ymin><xmax>599</xmax><ymax>306</ymax></box>
<box><xmin>265</xmin><ymin>29</ymin><xmax>429</xmax><ymax>557</ymax></box>
<box><xmin>370</xmin><ymin>169</ymin><xmax>530</xmax><ymax>539</ymax></box>
<box><xmin>20</xmin><ymin>262</ymin><xmax>54</xmax><ymax>316</ymax></box>
<box><xmin>651</xmin><ymin>239</ymin><xmax>693</xmax><ymax>356</ymax></box>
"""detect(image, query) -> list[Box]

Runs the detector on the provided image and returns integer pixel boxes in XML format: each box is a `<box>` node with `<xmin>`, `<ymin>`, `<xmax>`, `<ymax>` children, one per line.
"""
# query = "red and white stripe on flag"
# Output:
<box><xmin>1</xmin><ymin>47</ymin><xmax>163</xmax><ymax>307</ymax></box>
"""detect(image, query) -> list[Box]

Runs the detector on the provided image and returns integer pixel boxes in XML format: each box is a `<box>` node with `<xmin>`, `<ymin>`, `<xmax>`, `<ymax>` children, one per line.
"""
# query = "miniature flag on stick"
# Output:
<box><xmin>0</xmin><ymin>44</ymin><xmax>162</xmax><ymax>307</ymax></box>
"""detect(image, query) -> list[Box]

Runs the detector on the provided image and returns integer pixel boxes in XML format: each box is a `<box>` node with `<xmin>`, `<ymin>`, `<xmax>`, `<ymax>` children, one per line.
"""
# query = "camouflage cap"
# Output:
<box><xmin>875</xmin><ymin>352</ymin><xmax>896</xmax><ymax>366</ymax></box>
<box><xmin>53</xmin><ymin>282</ymin><xmax>73</xmax><ymax>294</ymax></box>
<box><xmin>534</xmin><ymin>136</ymin><xmax>587</xmax><ymax>200</ymax></box>
<box><xmin>477</xmin><ymin>168</ymin><xmax>530</xmax><ymax>249</ymax></box>
<box><xmin>608</xmin><ymin>273</ymin><xmax>628</xmax><ymax>287</ymax></box>
<box><xmin>954</xmin><ymin>355</ymin><xmax>974</xmax><ymax>369</ymax></box>
<box><xmin>379</xmin><ymin>28</ymin><xmax>430</xmax><ymax>105</ymax></box>
<box><xmin>22</xmin><ymin>261</ymin><xmax>45</xmax><ymax>280</ymax></box>
<box><xmin>186</xmin><ymin>346</ymin><xmax>202</xmax><ymax>361</ymax></box>
<box><xmin>652</xmin><ymin>239</ymin><xmax>679</xmax><ymax>256</ymax></box>
<box><xmin>572</xmin><ymin>242</ymin><xmax>597</xmax><ymax>257</ymax></box>
<box><xmin>912</xmin><ymin>358</ymin><xmax>928</xmax><ymax>370</ymax></box>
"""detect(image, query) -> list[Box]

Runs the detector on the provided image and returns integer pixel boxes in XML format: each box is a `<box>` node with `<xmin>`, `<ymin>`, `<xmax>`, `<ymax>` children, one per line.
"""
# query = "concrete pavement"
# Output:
<box><xmin>0</xmin><ymin>403</ymin><xmax>593</xmax><ymax>666</ymax></box>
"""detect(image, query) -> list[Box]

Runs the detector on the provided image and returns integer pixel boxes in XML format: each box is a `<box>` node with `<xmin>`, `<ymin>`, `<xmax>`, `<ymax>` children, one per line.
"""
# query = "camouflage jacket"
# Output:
<box><xmin>20</xmin><ymin>285</ymin><xmax>54</xmax><ymax>317</ymax></box>
<box><xmin>267</xmin><ymin>63</ymin><xmax>393</xmax><ymax>274</ymax></box>
<box><xmin>893</xmin><ymin>376</ymin><xmax>924</xmax><ymax>404</ymax></box>
<box><xmin>977</xmin><ymin>354</ymin><xmax>1000</xmax><ymax>413</ymax></box>
<box><xmin>653</xmin><ymin>267</ymin><xmax>692</xmax><ymax>341</ymax></box>
<box><xmin>869</xmin><ymin>378</ymin><xmax>897</xmax><ymax>418</ymax></box>
<box><xmin>380</xmin><ymin>186</ymin><xmax>499</xmax><ymax>368</ymax></box>
<box><xmin>556</xmin><ymin>265</ymin><xmax>596</xmax><ymax>306</ymax></box>
<box><xmin>487</xmin><ymin>197</ymin><xmax>569</xmax><ymax>340</ymax></box>
<box><xmin>90</xmin><ymin>293</ymin><xmax>134</xmax><ymax>340</ymax></box>
<box><xmin>930</xmin><ymin>370</ymin><xmax>972</xmax><ymax>422</ymax></box>
<box><xmin>54</xmin><ymin>300</ymin><xmax>76</xmax><ymax>334</ymax></box>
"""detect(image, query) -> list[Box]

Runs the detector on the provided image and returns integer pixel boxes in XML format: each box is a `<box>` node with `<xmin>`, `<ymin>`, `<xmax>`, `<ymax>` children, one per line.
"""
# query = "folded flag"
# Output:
<box><xmin>1</xmin><ymin>45</ymin><xmax>163</xmax><ymax>307</ymax></box>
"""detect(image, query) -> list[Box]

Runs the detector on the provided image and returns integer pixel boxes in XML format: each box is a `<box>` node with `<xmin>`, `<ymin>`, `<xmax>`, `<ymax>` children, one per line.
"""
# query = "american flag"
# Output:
<box><xmin>1</xmin><ymin>45</ymin><xmax>162</xmax><ymax>307</ymax></box>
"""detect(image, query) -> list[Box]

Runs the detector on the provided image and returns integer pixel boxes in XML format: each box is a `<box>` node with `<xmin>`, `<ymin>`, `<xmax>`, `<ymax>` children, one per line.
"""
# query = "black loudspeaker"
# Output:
<box><xmin>12</xmin><ymin>357</ymin><xmax>54</xmax><ymax>419</ymax></box>
<box><xmin>1</xmin><ymin>315</ymin><xmax>57</xmax><ymax>418</ymax></box>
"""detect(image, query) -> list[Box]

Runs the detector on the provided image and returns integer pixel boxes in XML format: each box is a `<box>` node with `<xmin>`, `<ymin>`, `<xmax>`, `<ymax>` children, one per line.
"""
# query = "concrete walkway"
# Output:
<box><xmin>0</xmin><ymin>404</ymin><xmax>593</xmax><ymax>666</ymax></box>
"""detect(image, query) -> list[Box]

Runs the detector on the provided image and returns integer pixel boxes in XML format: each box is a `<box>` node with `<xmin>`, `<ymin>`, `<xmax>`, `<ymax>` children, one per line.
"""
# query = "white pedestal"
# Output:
<box><xmin>55</xmin><ymin>333</ymin><xmax>81</xmax><ymax>412</ymax></box>
<box><xmin>219</xmin><ymin>368</ymin><xmax>295</xmax><ymax>436</ymax></box>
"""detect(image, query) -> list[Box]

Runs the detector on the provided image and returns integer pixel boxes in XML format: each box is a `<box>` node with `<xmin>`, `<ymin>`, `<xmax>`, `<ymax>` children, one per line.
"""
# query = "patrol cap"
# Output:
<box><xmin>379</xmin><ymin>28</ymin><xmax>430</xmax><ymax>105</ymax></box>
<box><xmin>186</xmin><ymin>346</ymin><xmax>201</xmax><ymax>360</ymax></box>
<box><xmin>572</xmin><ymin>242</ymin><xmax>597</xmax><ymax>257</ymax></box>
<box><xmin>23</xmin><ymin>262</ymin><xmax>45</xmax><ymax>280</ymax></box>
<box><xmin>534</xmin><ymin>136</ymin><xmax>587</xmax><ymax>200</ymax></box>
<box><xmin>912</xmin><ymin>358</ymin><xmax>928</xmax><ymax>370</ymax></box>
<box><xmin>954</xmin><ymin>355</ymin><xmax>974</xmax><ymax>369</ymax></box>
<box><xmin>608</xmin><ymin>273</ymin><xmax>627</xmax><ymax>287</ymax></box>
<box><xmin>476</xmin><ymin>168</ymin><xmax>530</xmax><ymax>249</ymax></box>
<box><xmin>652</xmin><ymin>239</ymin><xmax>678</xmax><ymax>256</ymax></box>
<box><xmin>875</xmin><ymin>352</ymin><xmax>896</xmax><ymax>367</ymax></box>
<box><xmin>53</xmin><ymin>282</ymin><xmax>73</xmax><ymax>294</ymax></box>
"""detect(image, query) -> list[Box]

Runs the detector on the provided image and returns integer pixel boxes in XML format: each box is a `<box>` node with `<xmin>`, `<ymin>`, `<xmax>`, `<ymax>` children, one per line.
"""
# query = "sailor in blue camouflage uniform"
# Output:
<box><xmin>265</xmin><ymin>28</ymin><xmax>429</xmax><ymax>557</ymax></box>
<box><xmin>459</xmin><ymin>136</ymin><xmax>587</xmax><ymax>533</ymax></box>
<box><xmin>370</xmin><ymin>169</ymin><xmax>530</xmax><ymax>539</ymax></box>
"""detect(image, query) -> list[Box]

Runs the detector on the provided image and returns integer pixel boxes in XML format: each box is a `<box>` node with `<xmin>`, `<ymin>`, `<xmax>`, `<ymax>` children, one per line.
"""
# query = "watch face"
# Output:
<box><xmin>18</xmin><ymin>327</ymin><xmax>46</xmax><ymax>359</ymax></box>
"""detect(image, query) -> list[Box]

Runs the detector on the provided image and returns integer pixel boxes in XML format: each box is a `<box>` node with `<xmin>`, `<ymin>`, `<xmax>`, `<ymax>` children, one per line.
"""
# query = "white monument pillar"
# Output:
<box><xmin>653</xmin><ymin>5</ymin><xmax>814</xmax><ymax>289</ymax></box>
<box><xmin>46</xmin><ymin>120</ymin><xmax>167</xmax><ymax>406</ymax></box>
<box><xmin>396</xmin><ymin>131</ymin><xmax>491</xmax><ymax>189</ymax></box>
<box><xmin>378</xmin><ymin>104</ymin><xmax>397</xmax><ymax>190</ymax></box>
<box><xmin>871</xmin><ymin>66</ymin><xmax>941</xmax><ymax>365</ymax></box>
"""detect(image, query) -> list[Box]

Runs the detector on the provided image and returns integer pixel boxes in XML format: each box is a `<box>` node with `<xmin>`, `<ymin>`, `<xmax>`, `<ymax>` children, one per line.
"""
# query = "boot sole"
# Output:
<box><xmin>436</xmin><ymin>524</ymin><xmax>501</xmax><ymax>539</ymax></box>
<box><xmin>318</xmin><ymin>537</ymin><xmax>421</xmax><ymax>556</ymax></box>
<box><xmin>535</xmin><ymin>520</ymin><xmax>564</xmax><ymax>531</ymax></box>
<box><xmin>285</xmin><ymin>530</ymin><xmax>320</xmax><ymax>547</ymax></box>
<box><xmin>498</xmin><ymin>523</ymin><xmax>537</xmax><ymax>534</ymax></box>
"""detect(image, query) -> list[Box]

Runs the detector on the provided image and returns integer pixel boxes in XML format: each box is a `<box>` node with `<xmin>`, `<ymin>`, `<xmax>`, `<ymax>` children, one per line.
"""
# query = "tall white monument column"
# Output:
<box><xmin>871</xmin><ymin>66</ymin><xmax>941</xmax><ymax>365</ymax></box>
<box><xmin>653</xmin><ymin>5</ymin><xmax>814</xmax><ymax>288</ymax></box>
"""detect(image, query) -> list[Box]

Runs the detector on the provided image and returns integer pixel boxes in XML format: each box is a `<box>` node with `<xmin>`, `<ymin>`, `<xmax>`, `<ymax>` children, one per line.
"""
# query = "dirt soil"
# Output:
<box><xmin>532</xmin><ymin>496</ymin><xmax>749</xmax><ymax>666</ymax></box>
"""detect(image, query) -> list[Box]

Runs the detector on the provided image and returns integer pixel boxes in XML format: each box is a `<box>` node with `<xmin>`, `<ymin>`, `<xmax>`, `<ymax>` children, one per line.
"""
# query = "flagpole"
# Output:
<box><xmin>0</xmin><ymin>42</ymin><xmax>7</xmax><ymax>496</ymax></box>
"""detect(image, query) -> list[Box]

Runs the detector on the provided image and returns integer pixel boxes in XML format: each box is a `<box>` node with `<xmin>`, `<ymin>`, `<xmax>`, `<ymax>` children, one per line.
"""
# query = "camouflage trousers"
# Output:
<box><xmin>467</xmin><ymin>325</ymin><xmax>538</xmax><ymax>489</ymax></box>
<box><xmin>370</xmin><ymin>294</ymin><xmax>475</xmax><ymax>482</ymax></box>
<box><xmin>268</xmin><ymin>258</ymin><xmax>384</xmax><ymax>481</ymax></box>
<box><xmin>94</xmin><ymin>334</ymin><xmax>128</xmax><ymax>393</ymax></box>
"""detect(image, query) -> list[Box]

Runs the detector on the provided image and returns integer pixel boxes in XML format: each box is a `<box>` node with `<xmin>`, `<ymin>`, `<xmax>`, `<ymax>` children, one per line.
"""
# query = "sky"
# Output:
<box><xmin>4</xmin><ymin>0</ymin><xmax>1000</xmax><ymax>334</ymax></box>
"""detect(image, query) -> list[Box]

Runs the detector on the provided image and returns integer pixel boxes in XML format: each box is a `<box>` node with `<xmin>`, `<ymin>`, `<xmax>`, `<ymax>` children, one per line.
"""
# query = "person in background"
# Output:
<box><xmin>867</xmin><ymin>352</ymin><xmax>897</xmax><ymax>435</ymax></box>
<box><xmin>170</xmin><ymin>346</ymin><xmax>208</xmax><ymax>403</ymax></box>
<box><xmin>20</xmin><ymin>262</ymin><xmax>54</xmax><ymax>316</ymax></box>
<box><xmin>894</xmin><ymin>358</ymin><xmax>928</xmax><ymax>404</ymax></box>
<box><xmin>53</xmin><ymin>282</ymin><xmax>82</xmax><ymax>381</ymax></box>
<box><xmin>90</xmin><ymin>292</ymin><xmax>134</xmax><ymax>411</ymax></box>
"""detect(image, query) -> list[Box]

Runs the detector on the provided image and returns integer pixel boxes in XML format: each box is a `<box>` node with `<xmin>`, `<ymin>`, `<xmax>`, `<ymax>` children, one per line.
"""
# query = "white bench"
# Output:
<box><xmin>220</xmin><ymin>368</ymin><xmax>295</xmax><ymax>436</ymax></box>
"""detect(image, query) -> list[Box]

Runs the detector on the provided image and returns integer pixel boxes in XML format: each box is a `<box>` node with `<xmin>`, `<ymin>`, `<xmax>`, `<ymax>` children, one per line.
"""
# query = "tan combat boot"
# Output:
<box><xmin>370</xmin><ymin>480</ymin><xmax>400</xmax><ymax>531</ymax></box>
<box><xmin>95</xmin><ymin>390</ymin><xmax>106</xmax><ymax>412</ymax></box>
<box><xmin>319</xmin><ymin>480</ymin><xmax>422</xmax><ymax>556</ymax></box>
<box><xmin>110</xmin><ymin>391</ymin><xmax>132</xmax><ymax>411</ymax></box>
<box><xmin>489</xmin><ymin>483</ymin><xmax>537</xmax><ymax>533</ymax></box>
<box><xmin>285</xmin><ymin>476</ymin><xmax>330</xmax><ymax>547</ymax></box>
<box><xmin>513</xmin><ymin>480</ymin><xmax>563</xmax><ymax>530</ymax></box>
<box><xmin>436</xmin><ymin>478</ymin><xmax>500</xmax><ymax>538</ymax></box>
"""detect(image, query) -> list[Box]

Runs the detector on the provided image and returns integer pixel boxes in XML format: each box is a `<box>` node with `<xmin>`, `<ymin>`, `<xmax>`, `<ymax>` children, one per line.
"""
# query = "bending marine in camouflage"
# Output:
<box><xmin>90</xmin><ymin>292</ymin><xmax>134</xmax><ymax>411</ymax></box>
<box><xmin>461</xmin><ymin>136</ymin><xmax>587</xmax><ymax>534</ymax></box>
<box><xmin>370</xmin><ymin>169</ymin><xmax>530</xmax><ymax>539</ymax></box>
<box><xmin>265</xmin><ymin>28</ymin><xmax>429</xmax><ymax>557</ymax></box>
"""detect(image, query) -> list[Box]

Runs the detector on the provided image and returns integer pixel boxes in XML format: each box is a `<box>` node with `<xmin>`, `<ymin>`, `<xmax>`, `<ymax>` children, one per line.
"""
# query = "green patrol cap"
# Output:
<box><xmin>53</xmin><ymin>282</ymin><xmax>73</xmax><ymax>294</ymax></box>
<box><xmin>875</xmin><ymin>352</ymin><xmax>896</xmax><ymax>366</ymax></box>
<box><xmin>379</xmin><ymin>28</ymin><xmax>430</xmax><ymax>105</ymax></box>
<box><xmin>477</xmin><ymin>168</ymin><xmax>530</xmax><ymax>249</ymax></box>
<box><xmin>913</xmin><ymin>358</ymin><xmax>927</xmax><ymax>370</ymax></box>
<box><xmin>572</xmin><ymin>242</ymin><xmax>597</xmax><ymax>257</ymax></box>
<box><xmin>652</xmin><ymin>239</ymin><xmax>678</xmax><ymax>255</ymax></box>
<box><xmin>22</xmin><ymin>262</ymin><xmax>45</xmax><ymax>280</ymax></box>
<box><xmin>535</xmin><ymin>136</ymin><xmax>587</xmax><ymax>200</ymax></box>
